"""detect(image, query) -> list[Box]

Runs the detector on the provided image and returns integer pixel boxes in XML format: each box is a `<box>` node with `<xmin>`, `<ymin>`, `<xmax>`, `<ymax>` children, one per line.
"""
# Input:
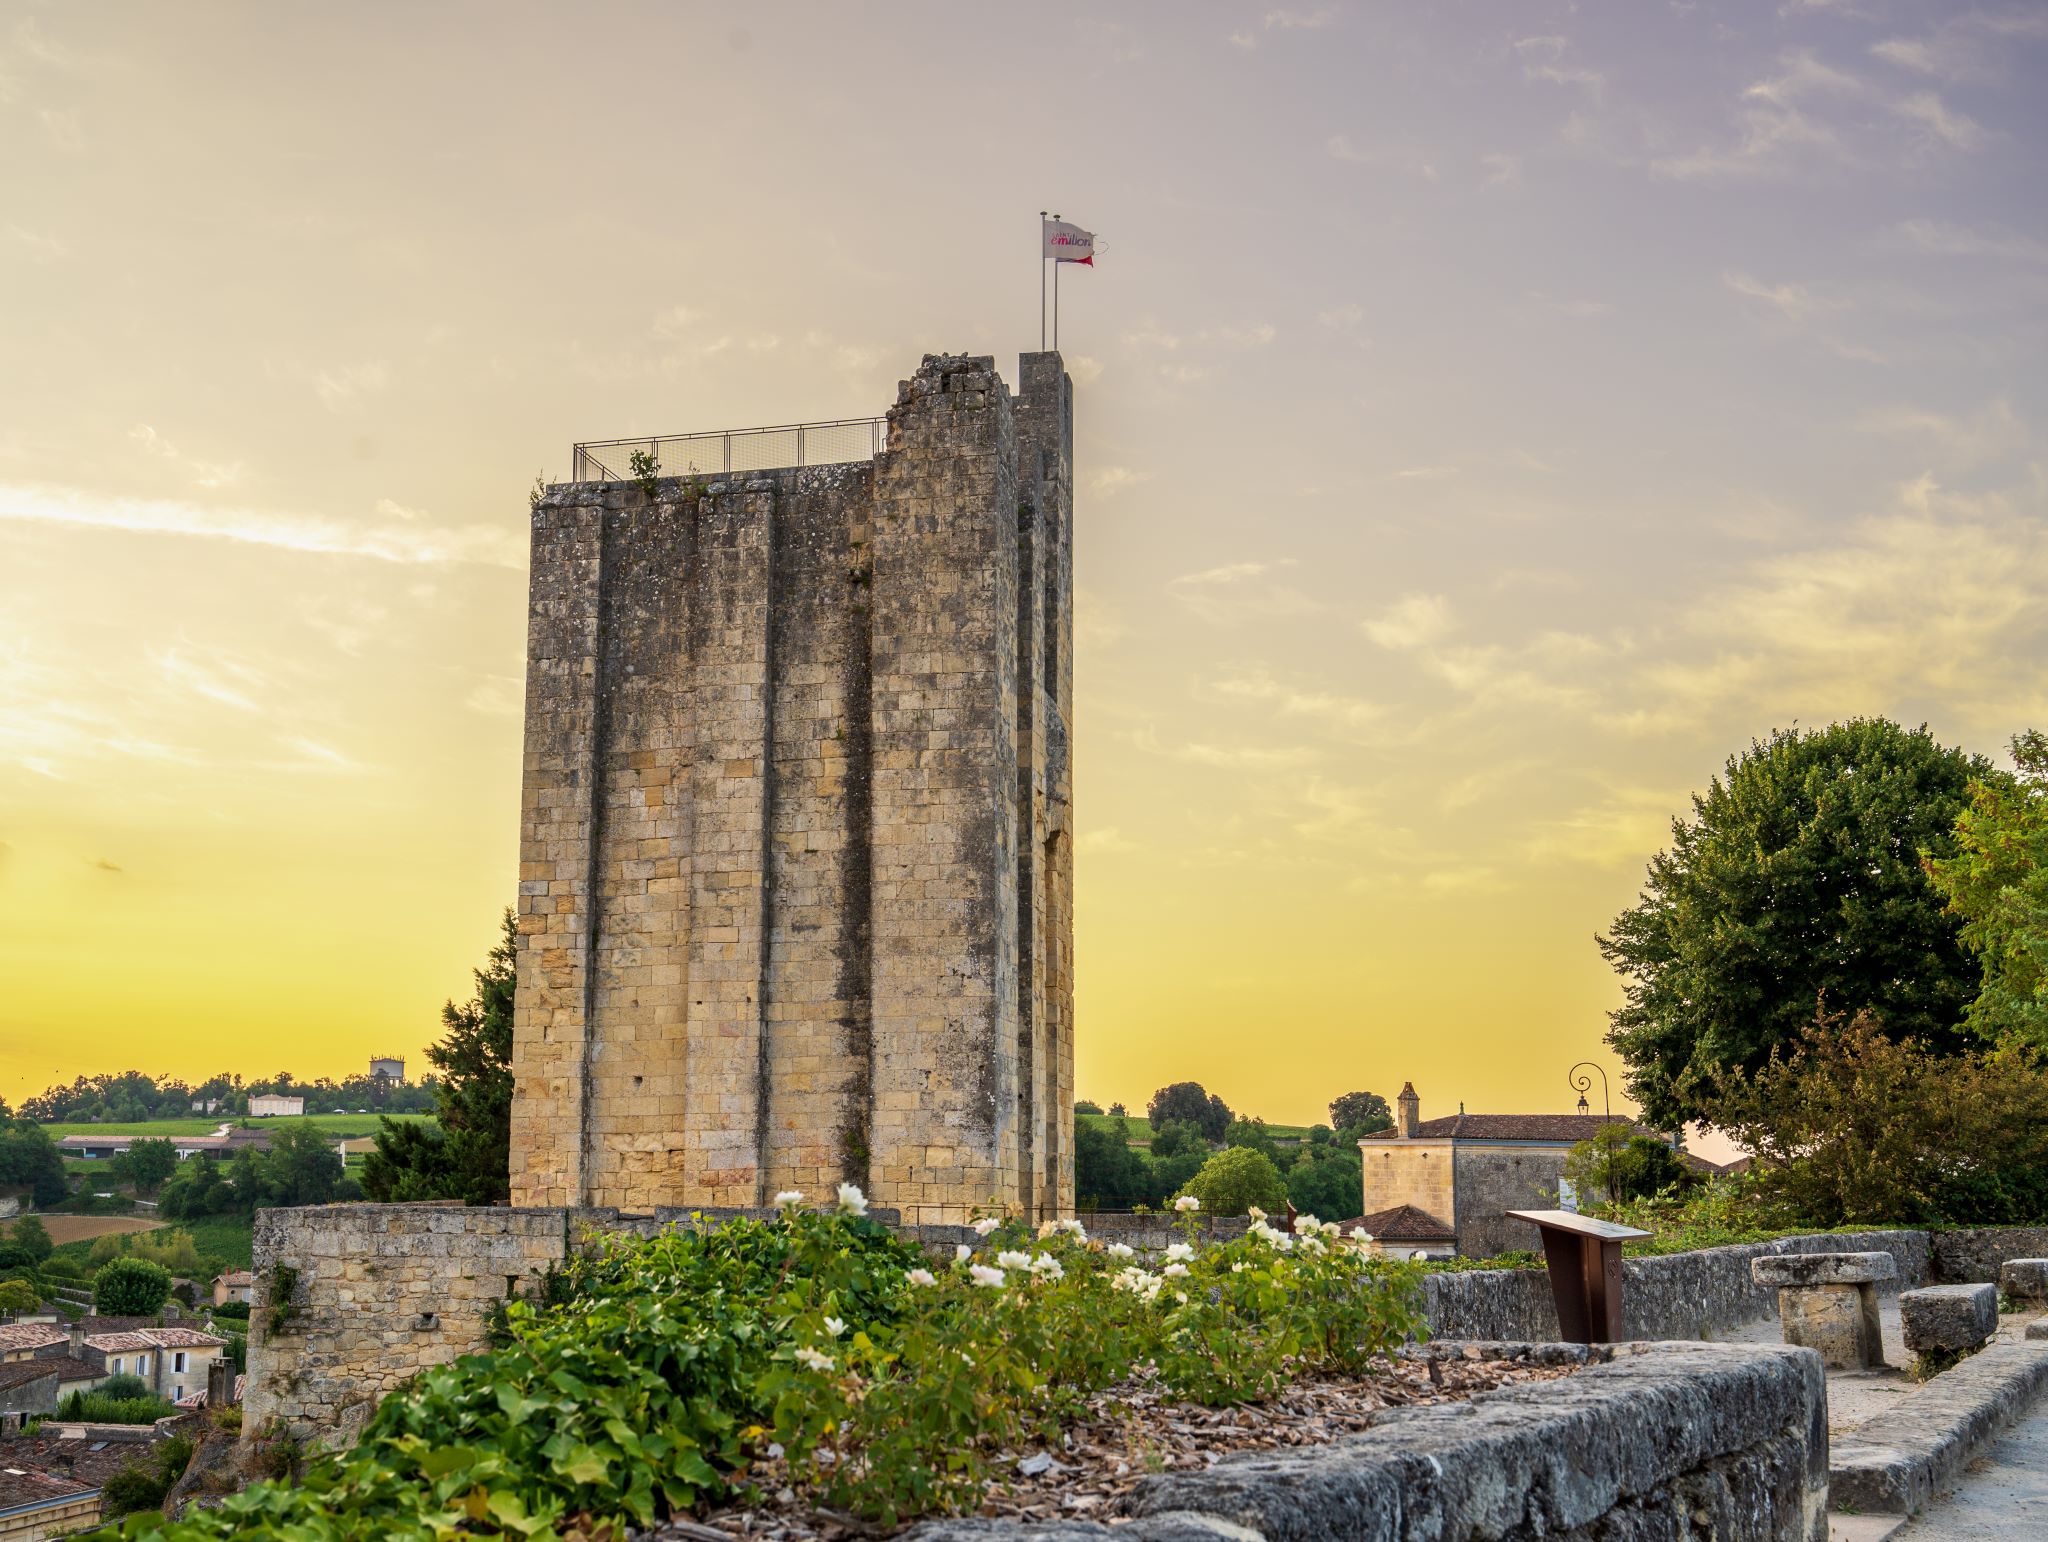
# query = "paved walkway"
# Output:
<box><xmin>1894</xmin><ymin>1394</ymin><xmax>2048</xmax><ymax>1537</ymax></box>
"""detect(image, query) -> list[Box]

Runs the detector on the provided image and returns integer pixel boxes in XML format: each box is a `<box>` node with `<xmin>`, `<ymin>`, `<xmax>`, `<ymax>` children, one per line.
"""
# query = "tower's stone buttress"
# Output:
<box><xmin>508</xmin><ymin>352</ymin><xmax>1075</xmax><ymax>1224</ymax></box>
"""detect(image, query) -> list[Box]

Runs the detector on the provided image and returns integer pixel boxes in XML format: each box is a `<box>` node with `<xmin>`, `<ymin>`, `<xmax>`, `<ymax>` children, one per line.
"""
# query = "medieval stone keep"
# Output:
<box><xmin>509</xmin><ymin>352</ymin><xmax>1075</xmax><ymax>1225</ymax></box>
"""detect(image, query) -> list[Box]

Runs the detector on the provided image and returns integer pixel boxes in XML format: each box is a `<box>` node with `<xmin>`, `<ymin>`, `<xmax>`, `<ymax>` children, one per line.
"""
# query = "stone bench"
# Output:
<box><xmin>1752</xmin><ymin>1252</ymin><xmax>1896</xmax><ymax>1370</ymax></box>
<box><xmin>1902</xmin><ymin>1283</ymin><xmax>1998</xmax><ymax>1357</ymax></box>
<box><xmin>1999</xmin><ymin>1258</ymin><xmax>2048</xmax><ymax>1304</ymax></box>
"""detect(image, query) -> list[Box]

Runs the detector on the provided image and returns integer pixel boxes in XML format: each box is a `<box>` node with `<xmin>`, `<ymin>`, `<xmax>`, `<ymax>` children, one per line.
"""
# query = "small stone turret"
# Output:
<box><xmin>1397</xmin><ymin>1081</ymin><xmax>1420</xmax><ymax>1138</ymax></box>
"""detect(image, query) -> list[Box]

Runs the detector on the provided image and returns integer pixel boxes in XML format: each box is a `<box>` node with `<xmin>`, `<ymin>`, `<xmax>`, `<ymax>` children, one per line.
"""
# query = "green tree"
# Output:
<box><xmin>1328</xmin><ymin>1091</ymin><xmax>1393</xmax><ymax>1134</ymax></box>
<box><xmin>1286</xmin><ymin>1148</ymin><xmax>1362</xmax><ymax>1218</ymax></box>
<box><xmin>1926</xmin><ymin>730</ymin><xmax>2048</xmax><ymax>1049</ymax></box>
<box><xmin>364</xmin><ymin>909</ymin><xmax>515</xmax><ymax>1205</ymax></box>
<box><xmin>0</xmin><ymin>1278</ymin><xmax>38</xmax><ymax>1314</ymax></box>
<box><xmin>1563</xmin><ymin>1125</ymin><xmax>1696</xmax><ymax>1208</ymax></box>
<box><xmin>1716</xmin><ymin>1005</ymin><xmax>2048</xmax><ymax>1226</ymax></box>
<box><xmin>9</xmin><ymin>1214</ymin><xmax>53</xmax><ymax>1263</ymax></box>
<box><xmin>262</xmin><ymin>1125</ymin><xmax>346</xmax><ymax>1206</ymax></box>
<box><xmin>1223</xmin><ymin>1117</ymin><xmax>1289</xmax><ymax>1170</ymax></box>
<box><xmin>1146</xmin><ymin>1081</ymin><xmax>1232</xmax><ymax>1142</ymax></box>
<box><xmin>1073</xmin><ymin>1100</ymin><xmax>1103</xmax><ymax>1116</ymax></box>
<box><xmin>116</xmin><ymin>1136</ymin><xmax>180</xmax><ymax>1194</ymax></box>
<box><xmin>1073</xmin><ymin>1120</ymin><xmax>1149</xmax><ymax>1209</ymax></box>
<box><xmin>1600</xmin><ymin>720</ymin><xmax>1993</xmax><ymax>1126</ymax></box>
<box><xmin>1146</xmin><ymin>1118</ymin><xmax>1206</xmax><ymax>1160</ymax></box>
<box><xmin>0</xmin><ymin>1114</ymin><xmax>67</xmax><ymax>1208</ymax></box>
<box><xmin>94</xmin><ymin>1256</ymin><xmax>173</xmax><ymax>1316</ymax></box>
<box><xmin>1178</xmin><ymin>1147</ymin><xmax>1287</xmax><ymax>1216</ymax></box>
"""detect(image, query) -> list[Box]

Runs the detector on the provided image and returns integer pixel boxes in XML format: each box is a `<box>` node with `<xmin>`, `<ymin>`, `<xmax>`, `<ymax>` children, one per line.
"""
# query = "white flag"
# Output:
<box><xmin>1042</xmin><ymin>218</ymin><xmax>1096</xmax><ymax>265</ymax></box>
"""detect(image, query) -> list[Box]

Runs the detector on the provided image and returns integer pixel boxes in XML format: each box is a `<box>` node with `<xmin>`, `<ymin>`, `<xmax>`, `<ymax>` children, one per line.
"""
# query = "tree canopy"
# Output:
<box><xmin>1328</xmin><ymin>1091</ymin><xmax>1392</xmax><ymax>1134</ymax></box>
<box><xmin>1600</xmin><ymin>720</ymin><xmax>1992</xmax><ymax>1126</ymax></box>
<box><xmin>1177</xmin><ymin>1147</ymin><xmax>1287</xmax><ymax>1216</ymax></box>
<box><xmin>363</xmin><ymin>909</ymin><xmax>516</xmax><ymax>1205</ymax></box>
<box><xmin>1146</xmin><ymin>1082</ymin><xmax>1231</xmax><ymax>1142</ymax></box>
<box><xmin>1926</xmin><ymin>730</ymin><xmax>2048</xmax><ymax>1050</ymax></box>
<box><xmin>94</xmin><ymin>1256</ymin><xmax>173</xmax><ymax>1316</ymax></box>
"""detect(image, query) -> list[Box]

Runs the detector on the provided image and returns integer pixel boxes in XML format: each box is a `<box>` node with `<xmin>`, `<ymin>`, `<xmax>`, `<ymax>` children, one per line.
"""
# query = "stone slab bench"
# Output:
<box><xmin>1752</xmin><ymin>1252</ymin><xmax>1894</xmax><ymax>1370</ymax></box>
<box><xmin>1902</xmin><ymin>1283</ymin><xmax>1998</xmax><ymax>1357</ymax></box>
<box><xmin>1832</xmin><ymin>1339</ymin><xmax>2048</xmax><ymax>1514</ymax></box>
<box><xmin>1998</xmin><ymin>1257</ymin><xmax>2048</xmax><ymax>1303</ymax></box>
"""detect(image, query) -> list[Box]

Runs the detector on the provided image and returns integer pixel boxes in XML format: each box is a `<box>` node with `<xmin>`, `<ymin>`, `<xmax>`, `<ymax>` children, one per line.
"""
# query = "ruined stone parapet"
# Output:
<box><xmin>243</xmin><ymin>1205</ymin><xmax>570</xmax><ymax>1448</ymax></box>
<box><xmin>509</xmin><ymin>352</ymin><xmax>1075</xmax><ymax>1225</ymax></box>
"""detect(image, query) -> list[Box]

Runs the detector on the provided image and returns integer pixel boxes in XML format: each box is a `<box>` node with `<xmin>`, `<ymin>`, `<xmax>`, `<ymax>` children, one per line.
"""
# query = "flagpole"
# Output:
<box><xmin>1052</xmin><ymin>211</ymin><xmax>1061</xmax><ymax>351</ymax></box>
<box><xmin>1039</xmin><ymin>209</ymin><xmax>1047</xmax><ymax>351</ymax></box>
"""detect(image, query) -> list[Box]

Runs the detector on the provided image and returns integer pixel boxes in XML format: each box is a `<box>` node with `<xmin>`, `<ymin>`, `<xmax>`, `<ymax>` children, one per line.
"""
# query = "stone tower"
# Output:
<box><xmin>508</xmin><ymin>352</ymin><xmax>1074</xmax><ymax>1224</ymax></box>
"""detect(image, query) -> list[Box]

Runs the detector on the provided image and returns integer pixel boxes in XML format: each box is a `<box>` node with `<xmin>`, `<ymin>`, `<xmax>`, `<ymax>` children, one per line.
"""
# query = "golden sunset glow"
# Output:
<box><xmin>3</xmin><ymin>4</ymin><xmax>2043</xmax><ymax>1135</ymax></box>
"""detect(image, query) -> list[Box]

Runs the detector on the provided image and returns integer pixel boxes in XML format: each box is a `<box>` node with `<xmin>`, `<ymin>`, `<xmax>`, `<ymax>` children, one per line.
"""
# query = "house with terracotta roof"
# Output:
<box><xmin>0</xmin><ymin>1317</ymin><xmax>227</xmax><ymax>1408</ymax></box>
<box><xmin>1357</xmin><ymin>1081</ymin><xmax>1685</xmax><ymax>1259</ymax></box>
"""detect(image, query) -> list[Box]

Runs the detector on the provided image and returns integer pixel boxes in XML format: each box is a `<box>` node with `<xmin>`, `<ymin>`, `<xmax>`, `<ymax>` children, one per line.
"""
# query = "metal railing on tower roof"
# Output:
<box><xmin>571</xmin><ymin>416</ymin><xmax>887</xmax><ymax>483</ymax></box>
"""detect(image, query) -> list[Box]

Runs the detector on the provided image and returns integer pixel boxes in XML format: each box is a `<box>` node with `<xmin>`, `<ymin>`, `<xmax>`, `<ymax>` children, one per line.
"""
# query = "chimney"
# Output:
<box><xmin>67</xmin><ymin>1320</ymin><xmax>85</xmax><ymax>1355</ymax></box>
<box><xmin>207</xmin><ymin>1357</ymin><xmax>237</xmax><ymax>1409</ymax></box>
<box><xmin>1397</xmin><ymin>1081</ymin><xmax>1420</xmax><ymax>1139</ymax></box>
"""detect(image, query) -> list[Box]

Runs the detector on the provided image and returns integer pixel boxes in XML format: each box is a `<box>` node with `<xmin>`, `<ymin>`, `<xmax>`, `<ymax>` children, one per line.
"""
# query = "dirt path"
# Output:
<box><xmin>4</xmin><ymin>1214</ymin><xmax>164</xmax><ymax>1245</ymax></box>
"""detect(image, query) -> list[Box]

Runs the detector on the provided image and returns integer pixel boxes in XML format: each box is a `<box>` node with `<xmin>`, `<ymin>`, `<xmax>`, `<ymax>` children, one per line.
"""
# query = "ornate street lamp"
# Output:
<box><xmin>1568</xmin><ymin>1061</ymin><xmax>1616</xmax><ymax>1208</ymax></box>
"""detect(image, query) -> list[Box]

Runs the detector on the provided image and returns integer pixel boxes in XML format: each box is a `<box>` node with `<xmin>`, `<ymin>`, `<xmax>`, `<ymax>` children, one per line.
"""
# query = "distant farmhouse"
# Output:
<box><xmin>247</xmin><ymin>1094</ymin><xmax>305</xmax><ymax>1118</ymax></box>
<box><xmin>1359</xmin><ymin>1082</ymin><xmax>1711</xmax><ymax>1259</ymax></box>
<box><xmin>58</xmin><ymin>1127</ymin><xmax>270</xmax><ymax>1163</ymax></box>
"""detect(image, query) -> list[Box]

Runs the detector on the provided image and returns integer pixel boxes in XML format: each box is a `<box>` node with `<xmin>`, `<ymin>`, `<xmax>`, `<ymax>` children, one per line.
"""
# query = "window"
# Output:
<box><xmin>173</xmin><ymin>1352</ymin><xmax>187</xmax><ymax>1373</ymax></box>
<box><xmin>111</xmin><ymin>1357</ymin><xmax>123</xmax><ymax>1374</ymax></box>
<box><xmin>174</xmin><ymin>1385</ymin><xmax>185</xmax><ymax>1401</ymax></box>
<box><xmin>137</xmin><ymin>1354</ymin><xmax>149</xmax><ymax>1375</ymax></box>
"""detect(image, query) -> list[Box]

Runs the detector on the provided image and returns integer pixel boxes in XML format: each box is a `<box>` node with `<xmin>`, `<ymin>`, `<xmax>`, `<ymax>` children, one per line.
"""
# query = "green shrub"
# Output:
<box><xmin>97</xmin><ymin>1373</ymin><xmax>152</xmax><ymax>1400</ymax></box>
<box><xmin>0</xmin><ymin>1278</ymin><xmax>39</xmax><ymax>1314</ymax></box>
<box><xmin>57</xmin><ymin>1389</ymin><xmax>175</xmax><ymax>1424</ymax></box>
<box><xmin>101</xmin><ymin>1434</ymin><xmax>193</xmax><ymax>1517</ymax></box>
<box><xmin>1178</xmin><ymin>1146</ymin><xmax>1288</xmax><ymax>1216</ymax></box>
<box><xmin>125</xmin><ymin>1196</ymin><xmax>1424</xmax><ymax>1537</ymax></box>
<box><xmin>93</xmin><ymin>1256</ymin><xmax>172</xmax><ymax>1316</ymax></box>
<box><xmin>7</xmin><ymin>1215</ymin><xmax>53</xmax><ymax>1262</ymax></box>
<box><xmin>209</xmin><ymin>1299</ymin><xmax>250</xmax><ymax>1321</ymax></box>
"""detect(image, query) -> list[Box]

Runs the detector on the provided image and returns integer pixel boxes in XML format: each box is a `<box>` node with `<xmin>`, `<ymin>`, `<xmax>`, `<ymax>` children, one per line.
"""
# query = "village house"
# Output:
<box><xmin>245</xmin><ymin>1095</ymin><xmax>304</xmax><ymax>1118</ymax></box>
<box><xmin>0</xmin><ymin>1319</ymin><xmax>227</xmax><ymax>1407</ymax></box>
<box><xmin>211</xmin><ymin>1271</ymin><xmax>254</xmax><ymax>1308</ymax></box>
<box><xmin>1358</xmin><ymin>1082</ymin><xmax>1698</xmax><ymax>1259</ymax></box>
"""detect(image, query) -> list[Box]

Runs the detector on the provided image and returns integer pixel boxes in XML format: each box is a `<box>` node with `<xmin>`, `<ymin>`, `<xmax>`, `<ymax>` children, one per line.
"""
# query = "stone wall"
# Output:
<box><xmin>1929</xmin><ymin>1225</ymin><xmax>2048</xmax><ymax>1284</ymax></box>
<box><xmin>1452</xmin><ymin>1142</ymin><xmax>1572</xmax><ymax>1260</ymax></box>
<box><xmin>904</xmin><ymin>1342</ymin><xmax>1829</xmax><ymax>1542</ymax></box>
<box><xmin>510</xmin><ymin>352</ymin><xmax>1075</xmax><ymax>1226</ymax></box>
<box><xmin>1423</xmin><ymin>1229</ymin><xmax>1932</xmax><ymax>1342</ymax></box>
<box><xmin>244</xmin><ymin>1205</ymin><xmax>569</xmax><ymax>1446</ymax></box>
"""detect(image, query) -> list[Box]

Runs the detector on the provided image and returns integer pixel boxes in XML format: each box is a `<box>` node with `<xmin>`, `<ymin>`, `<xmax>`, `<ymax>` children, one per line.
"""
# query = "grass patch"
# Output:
<box><xmin>43</xmin><ymin>1114</ymin><xmax>433</xmax><ymax>1140</ymax></box>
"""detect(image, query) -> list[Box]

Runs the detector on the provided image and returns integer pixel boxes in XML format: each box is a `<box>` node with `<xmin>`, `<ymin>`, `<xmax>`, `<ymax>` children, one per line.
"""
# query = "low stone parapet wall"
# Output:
<box><xmin>1423</xmin><ymin>1229</ymin><xmax>1930</xmax><ymax>1343</ymax></box>
<box><xmin>244</xmin><ymin>1204</ymin><xmax>571</xmax><ymax>1447</ymax></box>
<box><xmin>1929</xmin><ymin>1226</ymin><xmax>2048</xmax><ymax>1285</ymax></box>
<box><xmin>903</xmin><ymin>1341</ymin><xmax>1829</xmax><ymax>1542</ymax></box>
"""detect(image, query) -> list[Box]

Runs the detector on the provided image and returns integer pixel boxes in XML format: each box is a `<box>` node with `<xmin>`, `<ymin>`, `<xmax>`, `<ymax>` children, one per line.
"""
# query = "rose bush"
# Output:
<box><xmin>119</xmin><ymin>1191</ymin><xmax>1423</xmax><ymax>1540</ymax></box>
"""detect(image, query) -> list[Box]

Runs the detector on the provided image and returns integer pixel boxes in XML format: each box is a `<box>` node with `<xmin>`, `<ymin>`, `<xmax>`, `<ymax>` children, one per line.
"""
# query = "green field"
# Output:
<box><xmin>44</xmin><ymin>1113</ymin><xmax>433</xmax><ymax>1140</ymax></box>
<box><xmin>49</xmin><ymin>1214</ymin><xmax>255</xmax><ymax>1272</ymax></box>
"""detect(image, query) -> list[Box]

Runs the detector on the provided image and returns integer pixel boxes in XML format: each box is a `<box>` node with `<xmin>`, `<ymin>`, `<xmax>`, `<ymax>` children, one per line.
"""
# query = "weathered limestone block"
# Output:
<box><xmin>1754</xmin><ymin>1253</ymin><xmax>1892</xmax><ymax>1370</ymax></box>
<box><xmin>1901</xmin><ymin>1283</ymin><xmax>1998</xmax><ymax>1356</ymax></box>
<box><xmin>1999</xmin><ymin>1257</ymin><xmax>2048</xmax><ymax>1303</ymax></box>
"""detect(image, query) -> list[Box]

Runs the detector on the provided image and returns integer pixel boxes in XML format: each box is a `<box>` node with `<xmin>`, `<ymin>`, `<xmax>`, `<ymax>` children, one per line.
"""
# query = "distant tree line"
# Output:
<box><xmin>157</xmin><ymin>1125</ymin><xmax>356</xmax><ymax>1219</ymax></box>
<box><xmin>1074</xmin><ymin>1081</ymin><xmax>1395</xmax><ymax>1218</ymax></box>
<box><xmin>21</xmin><ymin>1067</ymin><xmax>435</xmax><ymax>1124</ymax></box>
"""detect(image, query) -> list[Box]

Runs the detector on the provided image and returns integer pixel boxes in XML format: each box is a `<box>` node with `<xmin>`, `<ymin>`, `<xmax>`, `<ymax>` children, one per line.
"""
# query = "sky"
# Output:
<box><xmin>1</xmin><ymin>2</ymin><xmax>2044</xmax><ymax>1139</ymax></box>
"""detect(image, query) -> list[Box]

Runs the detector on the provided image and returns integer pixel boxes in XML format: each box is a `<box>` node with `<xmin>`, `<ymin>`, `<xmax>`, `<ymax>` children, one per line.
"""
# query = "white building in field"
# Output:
<box><xmin>247</xmin><ymin>1094</ymin><xmax>305</xmax><ymax>1118</ymax></box>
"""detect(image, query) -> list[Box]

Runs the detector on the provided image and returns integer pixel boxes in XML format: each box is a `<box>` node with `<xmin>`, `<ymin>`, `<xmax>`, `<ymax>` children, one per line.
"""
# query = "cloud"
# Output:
<box><xmin>1392</xmin><ymin>466</ymin><xmax>1459</xmax><ymax>481</ymax></box>
<box><xmin>6</xmin><ymin>226</ymin><xmax>67</xmax><ymax>262</ymax></box>
<box><xmin>0</xmin><ymin>482</ymin><xmax>525</xmax><ymax>566</ymax></box>
<box><xmin>153</xmin><ymin>646</ymin><xmax>265</xmax><ymax>712</ymax></box>
<box><xmin>1169</xmin><ymin>559</ymin><xmax>1320</xmax><ymax>625</ymax></box>
<box><xmin>1889</xmin><ymin>219</ymin><xmax>2048</xmax><ymax>263</ymax></box>
<box><xmin>1088</xmin><ymin>466</ymin><xmax>1151</xmax><ymax>498</ymax></box>
<box><xmin>1264</xmin><ymin>8</ymin><xmax>1336</xmax><ymax>30</ymax></box>
<box><xmin>1481</xmin><ymin>152</ymin><xmax>1522</xmax><ymax>186</ymax></box>
<box><xmin>1316</xmin><ymin>302</ymin><xmax>1365</xmax><ymax>329</ymax></box>
<box><xmin>1326</xmin><ymin>135</ymin><xmax>1438</xmax><ymax>181</ymax></box>
<box><xmin>1065</xmin><ymin>355</ymin><xmax>1104</xmax><ymax>386</ymax></box>
<box><xmin>1175</xmin><ymin>740</ymin><xmax>1320</xmax><ymax>771</ymax></box>
<box><xmin>37</xmin><ymin>108</ymin><xmax>84</xmax><ymax>154</ymax></box>
<box><xmin>1421</xmin><ymin>866</ymin><xmax>1507</xmax><ymax>894</ymax></box>
<box><xmin>1723</xmin><ymin>271</ymin><xmax>1818</xmax><ymax>319</ymax></box>
<box><xmin>308</xmin><ymin>361</ymin><xmax>390</xmax><ymax>409</ymax></box>
<box><xmin>1855</xmin><ymin>400</ymin><xmax>2022</xmax><ymax>465</ymax></box>
<box><xmin>1077</xmin><ymin>827</ymin><xmax>1138</xmax><ymax>854</ymax></box>
<box><xmin>1892</xmin><ymin>90</ymin><xmax>1984</xmax><ymax>150</ymax></box>
<box><xmin>1210</xmin><ymin>666</ymin><xmax>1383</xmax><ymax>735</ymax></box>
<box><xmin>1361</xmin><ymin>593</ymin><xmax>1453</xmax><ymax>651</ymax></box>
<box><xmin>129</xmin><ymin>424</ymin><xmax>242</xmax><ymax>489</ymax></box>
<box><xmin>463</xmin><ymin>673</ymin><xmax>524</xmax><ymax>717</ymax></box>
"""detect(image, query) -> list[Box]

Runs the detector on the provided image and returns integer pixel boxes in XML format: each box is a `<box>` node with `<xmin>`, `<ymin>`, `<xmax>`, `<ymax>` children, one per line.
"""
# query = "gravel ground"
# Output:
<box><xmin>650</xmin><ymin>1355</ymin><xmax>1574</xmax><ymax>1542</ymax></box>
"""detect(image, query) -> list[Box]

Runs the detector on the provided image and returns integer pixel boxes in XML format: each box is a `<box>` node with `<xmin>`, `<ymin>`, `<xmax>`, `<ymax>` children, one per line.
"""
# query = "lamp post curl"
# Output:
<box><xmin>1568</xmin><ymin>1061</ymin><xmax>1616</xmax><ymax>1209</ymax></box>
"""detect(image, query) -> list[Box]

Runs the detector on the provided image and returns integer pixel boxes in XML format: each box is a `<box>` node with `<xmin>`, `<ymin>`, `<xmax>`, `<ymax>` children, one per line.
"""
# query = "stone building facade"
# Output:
<box><xmin>510</xmin><ymin>352</ymin><xmax>1075</xmax><ymax>1225</ymax></box>
<box><xmin>1359</xmin><ymin>1083</ymin><xmax>1671</xmax><ymax>1259</ymax></box>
